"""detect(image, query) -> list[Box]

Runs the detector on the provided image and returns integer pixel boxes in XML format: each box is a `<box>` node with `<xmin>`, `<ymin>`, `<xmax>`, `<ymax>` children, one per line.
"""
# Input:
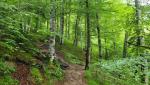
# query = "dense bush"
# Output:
<box><xmin>0</xmin><ymin>58</ymin><xmax>19</xmax><ymax>85</ymax></box>
<box><xmin>85</xmin><ymin>57</ymin><xmax>150</xmax><ymax>85</ymax></box>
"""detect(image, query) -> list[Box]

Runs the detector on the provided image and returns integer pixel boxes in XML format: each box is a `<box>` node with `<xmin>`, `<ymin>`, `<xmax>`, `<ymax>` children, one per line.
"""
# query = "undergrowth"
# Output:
<box><xmin>0</xmin><ymin>58</ymin><xmax>19</xmax><ymax>85</ymax></box>
<box><xmin>85</xmin><ymin>56</ymin><xmax>150</xmax><ymax>85</ymax></box>
<box><xmin>56</xmin><ymin>41</ymin><xmax>84</xmax><ymax>65</ymax></box>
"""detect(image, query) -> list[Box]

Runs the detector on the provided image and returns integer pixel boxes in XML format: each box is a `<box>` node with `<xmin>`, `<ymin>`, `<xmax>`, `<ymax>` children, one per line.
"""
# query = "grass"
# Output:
<box><xmin>56</xmin><ymin>40</ymin><xmax>85</xmax><ymax>65</ymax></box>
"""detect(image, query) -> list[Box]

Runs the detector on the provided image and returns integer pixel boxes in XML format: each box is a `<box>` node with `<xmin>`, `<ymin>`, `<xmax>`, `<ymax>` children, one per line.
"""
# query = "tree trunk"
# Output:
<box><xmin>49</xmin><ymin>0</ymin><xmax>56</xmax><ymax>62</ymax></box>
<box><xmin>47</xmin><ymin>20</ymin><xmax>49</xmax><ymax>30</ymax></box>
<box><xmin>67</xmin><ymin>13</ymin><xmax>71</xmax><ymax>39</ymax></box>
<box><xmin>145</xmin><ymin>59</ymin><xmax>149</xmax><ymax>85</ymax></box>
<box><xmin>96</xmin><ymin>13</ymin><xmax>102</xmax><ymax>60</ymax></box>
<box><xmin>73</xmin><ymin>15</ymin><xmax>80</xmax><ymax>46</ymax></box>
<box><xmin>123</xmin><ymin>31</ymin><xmax>128</xmax><ymax>58</ymax></box>
<box><xmin>60</xmin><ymin>0</ymin><xmax>65</xmax><ymax>45</ymax></box>
<box><xmin>135</xmin><ymin>0</ymin><xmax>142</xmax><ymax>55</ymax></box>
<box><xmin>35</xmin><ymin>17</ymin><xmax>40</xmax><ymax>32</ymax></box>
<box><xmin>104</xmin><ymin>37</ymin><xmax>108</xmax><ymax>59</ymax></box>
<box><xmin>85</xmin><ymin>0</ymin><xmax>91</xmax><ymax>70</ymax></box>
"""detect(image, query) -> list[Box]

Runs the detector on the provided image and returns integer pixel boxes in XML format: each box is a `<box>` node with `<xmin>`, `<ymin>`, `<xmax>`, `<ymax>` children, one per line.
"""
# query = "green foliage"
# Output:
<box><xmin>0</xmin><ymin>76</ymin><xmax>19</xmax><ymax>85</ymax></box>
<box><xmin>56</xmin><ymin>41</ymin><xmax>84</xmax><ymax>65</ymax></box>
<box><xmin>85</xmin><ymin>70</ymin><xmax>99</xmax><ymax>85</ymax></box>
<box><xmin>47</xmin><ymin>62</ymin><xmax>64</xmax><ymax>80</ymax></box>
<box><xmin>85</xmin><ymin>57</ymin><xmax>150</xmax><ymax>85</ymax></box>
<box><xmin>31</xmin><ymin>67</ymin><xmax>43</xmax><ymax>85</ymax></box>
<box><xmin>43</xmin><ymin>62</ymin><xmax>64</xmax><ymax>85</ymax></box>
<box><xmin>101</xmin><ymin>57</ymin><xmax>149</xmax><ymax>84</ymax></box>
<box><xmin>0</xmin><ymin>59</ymin><xmax>15</xmax><ymax>75</ymax></box>
<box><xmin>64</xmin><ymin>52</ymin><xmax>82</xmax><ymax>64</ymax></box>
<box><xmin>0</xmin><ymin>59</ymin><xmax>19</xmax><ymax>85</ymax></box>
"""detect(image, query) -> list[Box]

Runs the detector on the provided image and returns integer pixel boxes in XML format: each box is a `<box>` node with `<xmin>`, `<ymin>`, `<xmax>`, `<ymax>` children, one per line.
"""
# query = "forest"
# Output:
<box><xmin>0</xmin><ymin>0</ymin><xmax>150</xmax><ymax>85</ymax></box>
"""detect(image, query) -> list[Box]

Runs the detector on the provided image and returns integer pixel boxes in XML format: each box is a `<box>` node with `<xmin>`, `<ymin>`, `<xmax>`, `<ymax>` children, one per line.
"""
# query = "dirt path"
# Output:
<box><xmin>55</xmin><ymin>64</ymin><xmax>86</xmax><ymax>85</ymax></box>
<box><xmin>12</xmin><ymin>62</ymin><xmax>34</xmax><ymax>85</ymax></box>
<box><xmin>39</xmin><ymin>43</ymin><xmax>87</xmax><ymax>85</ymax></box>
<box><xmin>55</xmin><ymin>50</ymin><xmax>87</xmax><ymax>85</ymax></box>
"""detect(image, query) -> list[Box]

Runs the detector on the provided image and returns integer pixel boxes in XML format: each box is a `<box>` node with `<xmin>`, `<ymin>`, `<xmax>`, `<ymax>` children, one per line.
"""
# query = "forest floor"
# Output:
<box><xmin>54</xmin><ymin>64</ymin><xmax>86</xmax><ymax>85</ymax></box>
<box><xmin>55</xmin><ymin>47</ymin><xmax>87</xmax><ymax>85</ymax></box>
<box><xmin>12</xmin><ymin>62</ymin><xmax>34</xmax><ymax>85</ymax></box>
<box><xmin>12</xmin><ymin>42</ymin><xmax>87</xmax><ymax>85</ymax></box>
<box><xmin>54</xmin><ymin>59</ymin><xmax>87</xmax><ymax>85</ymax></box>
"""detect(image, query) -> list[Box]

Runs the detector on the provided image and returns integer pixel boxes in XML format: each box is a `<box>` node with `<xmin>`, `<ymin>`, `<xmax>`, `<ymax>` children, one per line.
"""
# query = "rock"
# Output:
<box><xmin>60</xmin><ymin>63</ymin><xmax>69</xmax><ymax>70</ymax></box>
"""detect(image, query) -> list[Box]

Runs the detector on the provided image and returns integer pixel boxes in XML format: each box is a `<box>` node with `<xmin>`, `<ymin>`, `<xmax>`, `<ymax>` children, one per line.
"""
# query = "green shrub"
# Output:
<box><xmin>43</xmin><ymin>62</ymin><xmax>64</xmax><ymax>85</ymax></box>
<box><xmin>56</xmin><ymin>41</ymin><xmax>84</xmax><ymax>65</ymax></box>
<box><xmin>0</xmin><ymin>59</ymin><xmax>15</xmax><ymax>75</ymax></box>
<box><xmin>0</xmin><ymin>59</ymin><xmax>18</xmax><ymax>85</ymax></box>
<box><xmin>64</xmin><ymin>52</ymin><xmax>82</xmax><ymax>64</ymax></box>
<box><xmin>85</xmin><ymin>57</ymin><xmax>148</xmax><ymax>85</ymax></box>
<box><xmin>31</xmin><ymin>67</ymin><xmax>43</xmax><ymax>85</ymax></box>
<box><xmin>101</xmin><ymin>57</ymin><xmax>148</xmax><ymax>84</ymax></box>
<box><xmin>0</xmin><ymin>76</ymin><xmax>19</xmax><ymax>85</ymax></box>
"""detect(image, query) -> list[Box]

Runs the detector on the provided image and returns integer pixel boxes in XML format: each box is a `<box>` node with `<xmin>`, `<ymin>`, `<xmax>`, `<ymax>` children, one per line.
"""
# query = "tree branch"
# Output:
<box><xmin>128</xmin><ymin>42</ymin><xmax>150</xmax><ymax>49</ymax></box>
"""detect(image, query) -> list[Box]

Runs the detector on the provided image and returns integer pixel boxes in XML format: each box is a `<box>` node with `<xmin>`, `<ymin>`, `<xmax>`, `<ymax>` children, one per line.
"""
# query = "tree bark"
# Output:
<box><xmin>123</xmin><ymin>31</ymin><xmax>128</xmax><ymax>58</ymax></box>
<box><xmin>73</xmin><ymin>14</ymin><xmax>80</xmax><ymax>46</ymax></box>
<box><xmin>135</xmin><ymin>0</ymin><xmax>142</xmax><ymax>55</ymax></box>
<box><xmin>85</xmin><ymin>0</ymin><xmax>91</xmax><ymax>70</ymax></box>
<box><xmin>60</xmin><ymin>0</ymin><xmax>65</xmax><ymax>45</ymax></box>
<box><xmin>104</xmin><ymin>36</ymin><xmax>109</xmax><ymax>59</ymax></box>
<box><xmin>67</xmin><ymin>13</ymin><xmax>71</xmax><ymax>39</ymax></box>
<box><xmin>96</xmin><ymin>13</ymin><xmax>102</xmax><ymax>60</ymax></box>
<box><xmin>49</xmin><ymin>0</ymin><xmax>56</xmax><ymax>62</ymax></box>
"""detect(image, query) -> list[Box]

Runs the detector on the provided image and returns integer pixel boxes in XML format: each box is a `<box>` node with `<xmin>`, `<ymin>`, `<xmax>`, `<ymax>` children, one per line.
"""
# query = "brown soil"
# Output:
<box><xmin>54</xmin><ymin>50</ymin><xmax>87</xmax><ymax>85</ymax></box>
<box><xmin>12</xmin><ymin>62</ymin><xmax>34</xmax><ymax>85</ymax></box>
<box><xmin>11</xmin><ymin>43</ymin><xmax>86</xmax><ymax>85</ymax></box>
<box><xmin>54</xmin><ymin>64</ymin><xmax>86</xmax><ymax>85</ymax></box>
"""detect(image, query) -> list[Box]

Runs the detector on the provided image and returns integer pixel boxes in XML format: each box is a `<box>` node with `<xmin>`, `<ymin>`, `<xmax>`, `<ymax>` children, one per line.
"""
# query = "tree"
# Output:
<box><xmin>96</xmin><ymin>13</ymin><xmax>102</xmax><ymax>60</ymax></box>
<box><xmin>123</xmin><ymin>31</ymin><xmax>128</xmax><ymax>58</ymax></box>
<box><xmin>85</xmin><ymin>0</ymin><xmax>91</xmax><ymax>70</ymax></box>
<box><xmin>49</xmin><ymin>0</ymin><xmax>56</xmax><ymax>61</ymax></box>
<box><xmin>73</xmin><ymin>14</ymin><xmax>80</xmax><ymax>46</ymax></box>
<box><xmin>135</xmin><ymin>0</ymin><xmax>143</xmax><ymax>55</ymax></box>
<box><xmin>60</xmin><ymin>0</ymin><xmax>65</xmax><ymax>45</ymax></box>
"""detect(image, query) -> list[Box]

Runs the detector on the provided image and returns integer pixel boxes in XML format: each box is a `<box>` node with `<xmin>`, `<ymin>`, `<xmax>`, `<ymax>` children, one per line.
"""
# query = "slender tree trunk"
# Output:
<box><xmin>96</xmin><ymin>13</ymin><xmax>102</xmax><ymax>60</ymax></box>
<box><xmin>65</xmin><ymin>15</ymin><xmax>68</xmax><ymax>37</ymax></box>
<box><xmin>123</xmin><ymin>31</ymin><xmax>128</xmax><ymax>58</ymax></box>
<box><xmin>84</xmin><ymin>16</ymin><xmax>87</xmax><ymax>50</ymax></box>
<box><xmin>67</xmin><ymin>13</ymin><xmax>71</xmax><ymax>39</ymax></box>
<box><xmin>113</xmin><ymin>36</ymin><xmax>117</xmax><ymax>57</ymax></box>
<box><xmin>85</xmin><ymin>0</ymin><xmax>91</xmax><ymax>70</ymax></box>
<box><xmin>47</xmin><ymin>20</ymin><xmax>49</xmax><ymax>30</ymax></box>
<box><xmin>66</xmin><ymin>0</ymin><xmax>71</xmax><ymax>39</ymax></box>
<box><xmin>145</xmin><ymin>59</ymin><xmax>149</xmax><ymax>85</ymax></box>
<box><xmin>135</xmin><ymin>0</ymin><xmax>142</xmax><ymax>55</ymax></box>
<box><xmin>60</xmin><ymin>0</ymin><xmax>65</xmax><ymax>45</ymax></box>
<box><xmin>73</xmin><ymin>15</ymin><xmax>80</xmax><ymax>46</ymax></box>
<box><xmin>49</xmin><ymin>0</ymin><xmax>56</xmax><ymax>62</ymax></box>
<box><xmin>35</xmin><ymin>17</ymin><xmax>40</xmax><ymax>32</ymax></box>
<box><xmin>104</xmin><ymin>37</ymin><xmax>108</xmax><ymax>59</ymax></box>
<box><xmin>80</xmin><ymin>31</ymin><xmax>83</xmax><ymax>49</ymax></box>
